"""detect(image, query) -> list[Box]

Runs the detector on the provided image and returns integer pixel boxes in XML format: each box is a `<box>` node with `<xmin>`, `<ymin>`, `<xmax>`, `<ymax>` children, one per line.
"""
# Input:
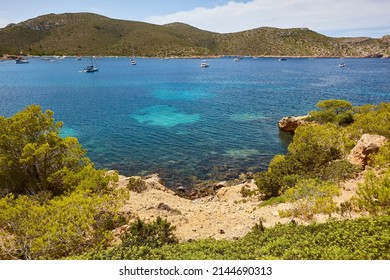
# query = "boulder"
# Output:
<box><xmin>144</xmin><ymin>173</ymin><xmax>175</xmax><ymax>194</ymax></box>
<box><xmin>278</xmin><ymin>115</ymin><xmax>309</xmax><ymax>133</ymax></box>
<box><xmin>348</xmin><ymin>134</ymin><xmax>387</xmax><ymax>166</ymax></box>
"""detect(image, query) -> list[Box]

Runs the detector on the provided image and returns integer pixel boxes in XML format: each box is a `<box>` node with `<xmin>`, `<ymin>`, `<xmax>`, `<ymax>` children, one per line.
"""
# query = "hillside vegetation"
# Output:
<box><xmin>0</xmin><ymin>12</ymin><xmax>389</xmax><ymax>57</ymax></box>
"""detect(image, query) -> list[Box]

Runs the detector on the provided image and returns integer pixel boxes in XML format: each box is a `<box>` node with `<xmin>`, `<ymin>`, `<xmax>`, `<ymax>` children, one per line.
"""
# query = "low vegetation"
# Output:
<box><xmin>1</xmin><ymin>99</ymin><xmax>389</xmax><ymax>259</ymax></box>
<box><xmin>0</xmin><ymin>105</ymin><xmax>129</xmax><ymax>259</ymax></box>
<box><xmin>80</xmin><ymin>215</ymin><xmax>390</xmax><ymax>260</ymax></box>
<box><xmin>255</xmin><ymin>100</ymin><xmax>389</xmax><ymax>201</ymax></box>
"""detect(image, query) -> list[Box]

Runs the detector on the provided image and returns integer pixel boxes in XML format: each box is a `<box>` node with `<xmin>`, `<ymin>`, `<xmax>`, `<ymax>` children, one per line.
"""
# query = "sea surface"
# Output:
<box><xmin>1</xmin><ymin>57</ymin><xmax>389</xmax><ymax>187</ymax></box>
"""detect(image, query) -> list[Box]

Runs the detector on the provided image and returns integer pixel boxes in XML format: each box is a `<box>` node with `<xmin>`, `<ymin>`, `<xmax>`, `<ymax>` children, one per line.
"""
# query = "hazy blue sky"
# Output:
<box><xmin>0</xmin><ymin>0</ymin><xmax>389</xmax><ymax>38</ymax></box>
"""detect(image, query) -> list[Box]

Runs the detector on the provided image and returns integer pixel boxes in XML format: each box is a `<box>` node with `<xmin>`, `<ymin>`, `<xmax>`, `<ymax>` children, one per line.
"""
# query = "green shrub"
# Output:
<box><xmin>82</xmin><ymin>217</ymin><xmax>178</xmax><ymax>260</ymax></box>
<box><xmin>347</xmin><ymin>102</ymin><xmax>390</xmax><ymax>139</ymax></box>
<box><xmin>78</xmin><ymin>216</ymin><xmax>390</xmax><ymax>260</ymax></box>
<box><xmin>127</xmin><ymin>177</ymin><xmax>147</xmax><ymax>193</ymax></box>
<box><xmin>121</xmin><ymin>217</ymin><xmax>178</xmax><ymax>248</ymax></box>
<box><xmin>278</xmin><ymin>179</ymin><xmax>340</xmax><ymax>220</ymax></box>
<box><xmin>255</xmin><ymin>123</ymin><xmax>351</xmax><ymax>198</ymax></box>
<box><xmin>258</xmin><ymin>196</ymin><xmax>286</xmax><ymax>208</ymax></box>
<box><xmin>339</xmin><ymin>201</ymin><xmax>354</xmax><ymax>218</ymax></box>
<box><xmin>307</xmin><ymin>99</ymin><xmax>353</xmax><ymax>125</ymax></box>
<box><xmin>254</xmin><ymin>171</ymin><xmax>284</xmax><ymax>198</ymax></box>
<box><xmin>320</xmin><ymin>160</ymin><xmax>361</xmax><ymax>182</ymax></box>
<box><xmin>353</xmin><ymin>169</ymin><xmax>390</xmax><ymax>215</ymax></box>
<box><xmin>0</xmin><ymin>188</ymin><xmax>127</xmax><ymax>259</ymax></box>
<box><xmin>370</xmin><ymin>141</ymin><xmax>390</xmax><ymax>168</ymax></box>
<box><xmin>0</xmin><ymin>105</ymin><xmax>89</xmax><ymax>196</ymax></box>
<box><xmin>240</xmin><ymin>185</ymin><xmax>259</xmax><ymax>198</ymax></box>
<box><xmin>288</xmin><ymin>123</ymin><xmax>351</xmax><ymax>158</ymax></box>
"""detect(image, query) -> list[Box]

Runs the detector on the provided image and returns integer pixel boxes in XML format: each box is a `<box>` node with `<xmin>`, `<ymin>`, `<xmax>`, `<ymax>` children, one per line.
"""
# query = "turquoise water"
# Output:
<box><xmin>1</xmin><ymin>57</ymin><xmax>389</xmax><ymax>187</ymax></box>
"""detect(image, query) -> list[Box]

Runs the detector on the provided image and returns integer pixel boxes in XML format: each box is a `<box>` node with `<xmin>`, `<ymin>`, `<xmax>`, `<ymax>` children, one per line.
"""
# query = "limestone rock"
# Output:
<box><xmin>348</xmin><ymin>134</ymin><xmax>387</xmax><ymax>166</ymax></box>
<box><xmin>278</xmin><ymin>115</ymin><xmax>309</xmax><ymax>133</ymax></box>
<box><xmin>144</xmin><ymin>173</ymin><xmax>175</xmax><ymax>194</ymax></box>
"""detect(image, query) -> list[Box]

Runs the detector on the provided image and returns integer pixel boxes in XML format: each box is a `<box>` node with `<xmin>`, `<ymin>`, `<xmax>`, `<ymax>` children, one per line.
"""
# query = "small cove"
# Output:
<box><xmin>1</xmin><ymin>57</ymin><xmax>389</xmax><ymax>187</ymax></box>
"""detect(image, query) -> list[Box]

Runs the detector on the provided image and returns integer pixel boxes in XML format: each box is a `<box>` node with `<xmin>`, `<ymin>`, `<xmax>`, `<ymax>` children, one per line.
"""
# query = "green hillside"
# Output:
<box><xmin>0</xmin><ymin>12</ymin><xmax>389</xmax><ymax>57</ymax></box>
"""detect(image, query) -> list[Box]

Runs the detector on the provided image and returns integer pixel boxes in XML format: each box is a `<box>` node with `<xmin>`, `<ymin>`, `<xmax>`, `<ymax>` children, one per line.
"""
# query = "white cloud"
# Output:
<box><xmin>145</xmin><ymin>0</ymin><xmax>390</xmax><ymax>37</ymax></box>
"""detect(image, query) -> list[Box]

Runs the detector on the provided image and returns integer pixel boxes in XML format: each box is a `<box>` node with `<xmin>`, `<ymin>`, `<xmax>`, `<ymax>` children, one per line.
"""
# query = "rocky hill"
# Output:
<box><xmin>0</xmin><ymin>12</ymin><xmax>389</xmax><ymax>57</ymax></box>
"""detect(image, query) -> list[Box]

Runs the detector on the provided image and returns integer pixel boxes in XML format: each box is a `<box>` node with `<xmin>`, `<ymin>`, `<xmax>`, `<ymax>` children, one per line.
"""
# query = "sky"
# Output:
<box><xmin>0</xmin><ymin>0</ymin><xmax>389</xmax><ymax>38</ymax></box>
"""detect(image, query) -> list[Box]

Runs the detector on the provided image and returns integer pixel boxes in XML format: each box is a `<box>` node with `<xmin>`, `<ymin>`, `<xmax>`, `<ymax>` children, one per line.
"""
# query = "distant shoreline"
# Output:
<box><xmin>2</xmin><ymin>54</ymin><xmax>389</xmax><ymax>60</ymax></box>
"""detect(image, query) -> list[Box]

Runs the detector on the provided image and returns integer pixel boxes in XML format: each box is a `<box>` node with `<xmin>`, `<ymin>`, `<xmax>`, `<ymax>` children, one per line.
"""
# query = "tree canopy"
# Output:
<box><xmin>0</xmin><ymin>105</ymin><xmax>127</xmax><ymax>259</ymax></box>
<box><xmin>0</xmin><ymin>105</ymin><xmax>88</xmax><ymax>196</ymax></box>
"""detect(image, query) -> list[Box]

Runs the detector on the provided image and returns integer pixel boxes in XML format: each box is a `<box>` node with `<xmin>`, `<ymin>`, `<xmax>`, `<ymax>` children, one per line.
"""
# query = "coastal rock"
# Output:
<box><xmin>278</xmin><ymin>115</ymin><xmax>309</xmax><ymax>133</ymax></box>
<box><xmin>144</xmin><ymin>173</ymin><xmax>175</xmax><ymax>194</ymax></box>
<box><xmin>347</xmin><ymin>134</ymin><xmax>387</xmax><ymax>166</ymax></box>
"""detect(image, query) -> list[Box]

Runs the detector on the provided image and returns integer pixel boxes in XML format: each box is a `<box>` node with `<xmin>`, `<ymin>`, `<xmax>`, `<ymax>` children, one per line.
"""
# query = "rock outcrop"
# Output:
<box><xmin>348</xmin><ymin>134</ymin><xmax>387</xmax><ymax>166</ymax></box>
<box><xmin>278</xmin><ymin>115</ymin><xmax>309</xmax><ymax>133</ymax></box>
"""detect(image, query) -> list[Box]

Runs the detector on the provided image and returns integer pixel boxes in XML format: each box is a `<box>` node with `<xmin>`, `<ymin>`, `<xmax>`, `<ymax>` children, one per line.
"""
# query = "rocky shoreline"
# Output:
<box><xmin>278</xmin><ymin>115</ymin><xmax>311</xmax><ymax>133</ymax></box>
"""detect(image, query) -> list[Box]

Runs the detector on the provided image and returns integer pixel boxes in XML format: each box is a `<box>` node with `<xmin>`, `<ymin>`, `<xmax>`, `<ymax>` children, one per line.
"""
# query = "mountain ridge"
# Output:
<box><xmin>1</xmin><ymin>12</ymin><xmax>389</xmax><ymax>57</ymax></box>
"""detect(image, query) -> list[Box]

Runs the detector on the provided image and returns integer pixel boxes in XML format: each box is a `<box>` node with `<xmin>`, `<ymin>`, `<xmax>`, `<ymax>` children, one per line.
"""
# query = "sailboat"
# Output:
<box><xmin>15</xmin><ymin>51</ymin><xmax>29</xmax><ymax>64</ymax></box>
<box><xmin>15</xmin><ymin>57</ymin><xmax>29</xmax><ymax>64</ymax></box>
<box><xmin>200</xmin><ymin>44</ymin><xmax>209</xmax><ymax>68</ymax></box>
<box><xmin>83</xmin><ymin>56</ymin><xmax>98</xmax><ymax>72</ymax></box>
<box><xmin>130</xmin><ymin>45</ymin><xmax>137</xmax><ymax>65</ymax></box>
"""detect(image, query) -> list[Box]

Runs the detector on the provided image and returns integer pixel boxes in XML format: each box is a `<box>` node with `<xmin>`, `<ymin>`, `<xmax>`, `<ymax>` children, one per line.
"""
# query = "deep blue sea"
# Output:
<box><xmin>1</xmin><ymin>57</ymin><xmax>389</xmax><ymax>187</ymax></box>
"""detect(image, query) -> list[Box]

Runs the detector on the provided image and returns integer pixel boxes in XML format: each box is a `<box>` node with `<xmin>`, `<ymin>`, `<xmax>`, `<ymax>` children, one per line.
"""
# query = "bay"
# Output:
<box><xmin>1</xmin><ymin>57</ymin><xmax>389</xmax><ymax>187</ymax></box>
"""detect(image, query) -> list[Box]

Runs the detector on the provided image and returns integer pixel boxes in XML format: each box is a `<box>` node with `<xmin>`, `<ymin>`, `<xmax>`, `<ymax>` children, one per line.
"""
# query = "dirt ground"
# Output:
<box><xmin>116</xmin><ymin>173</ymin><xmax>364</xmax><ymax>242</ymax></box>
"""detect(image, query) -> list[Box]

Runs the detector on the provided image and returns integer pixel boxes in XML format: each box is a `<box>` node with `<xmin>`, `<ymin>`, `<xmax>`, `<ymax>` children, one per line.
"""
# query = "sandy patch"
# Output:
<box><xmin>117</xmin><ymin>173</ymin><xmax>364</xmax><ymax>242</ymax></box>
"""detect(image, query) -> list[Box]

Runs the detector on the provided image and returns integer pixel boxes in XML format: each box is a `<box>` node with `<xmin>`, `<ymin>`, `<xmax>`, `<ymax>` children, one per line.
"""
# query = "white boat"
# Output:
<box><xmin>233</xmin><ymin>57</ymin><xmax>242</xmax><ymax>62</ymax></box>
<box><xmin>83</xmin><ymin>65</ymin><xmax>98</xmax><ymax>72</ymax></box>
<box><xmin>200</xmin><ymin>60</ymin><xmax>209</xmax><ymax>68</ymax></box>
<box><xmin>278</xmin><ymin>58</ymin><xmax>287</xmax><ymax>61</ymax></box>
<box><xmin>83</xmin><ymin>56</ymin><xmax>98</xmax><ymax>72</ymax></box>
<box><xmin>338</xmin><ymin>63</ymin><xmax>346</xmax><ymax>68</ymax></box>
<box><xmin>130</xmin><ymin>45</ymin><xmax>137</xmax><ymax>65</ymax></box>
<box><xmin>200</xmin><ymin>43</ymin><xmax>210</xmax><ymax>67</ymax></box>
<box><xmin>15</xmin><ymin>51</ymin><xmax>29</xmax><ymax>64</ymax></box>
<box><xmin>15</xmin><ymin>58</ymin><xmax>29</xmax><ymax>64</ymax></box>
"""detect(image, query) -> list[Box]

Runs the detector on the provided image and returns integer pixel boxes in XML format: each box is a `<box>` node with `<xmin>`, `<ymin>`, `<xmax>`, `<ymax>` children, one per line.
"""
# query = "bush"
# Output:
<box><xmin>127</xmin><ymin>177</ymin><xmax>147</xmax><ymax>193</ymax></box>
<box><xmin>320</xmin><ymin>160</ymin><xmax>361</xmax><ymax>182</ymax></box>
<box><xmin>0</xmin><ymin>106</ymin><xmax>128</xmax><ymax>259</ymax></box>
<box><xmin>0</xmin><ymin>188</ymin><xmax>127</xmax><ymax>259</ymax></box>
<box><xmin>288</xmin><ymin>123</ymin><xmax>352</xmax><ymax>159</ymax></box>
<box><xmin>347</xmin><ymin>102</ymin><xmax>390</xmax><ymax>139</ymax></box>
<box><xmin>307</xmin><ymin>99</ymin><xmax>353</xmax><ymax>125</ymax></box>
<box><xmin>78</xmin><ymin>215</ymin><xmax>390</xmax><ymax>260</ymax></box>
<box><xmin>278</xmin><ymin>179</ymin><xmax>340</xmax><ymax>220</ymax></box>
<box><xmin>255</xmin><ymin>123</ymin><xmax>351</xmax><ymax>198</ymax></box>
<box><xmin>0</xmin><ymin>105</ymin><xmax>89</xmax><ymax>196</ymax></box>
<box><xmin>121</xmin><ymin>217</ymin><xmax>178</xmax><ymax>248</ymax></box>
<box><xmin>370</xmin><ymin>141</ymin><xmax>390</xmax><ymax>168</ymax></box>
<box><xmin>353</xmin><ymin>169</ymin><xmax>390</xmax><ymax>215</ymax></box>
<box><xmin>82</xmin><ymin>217</ymin><xmax>178</xmax><ymax>260</ymax></box>
<box><xmin>254</xmin><ymin>170</ymin><xmax>286</xmax><ymax>198</ymax></box>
